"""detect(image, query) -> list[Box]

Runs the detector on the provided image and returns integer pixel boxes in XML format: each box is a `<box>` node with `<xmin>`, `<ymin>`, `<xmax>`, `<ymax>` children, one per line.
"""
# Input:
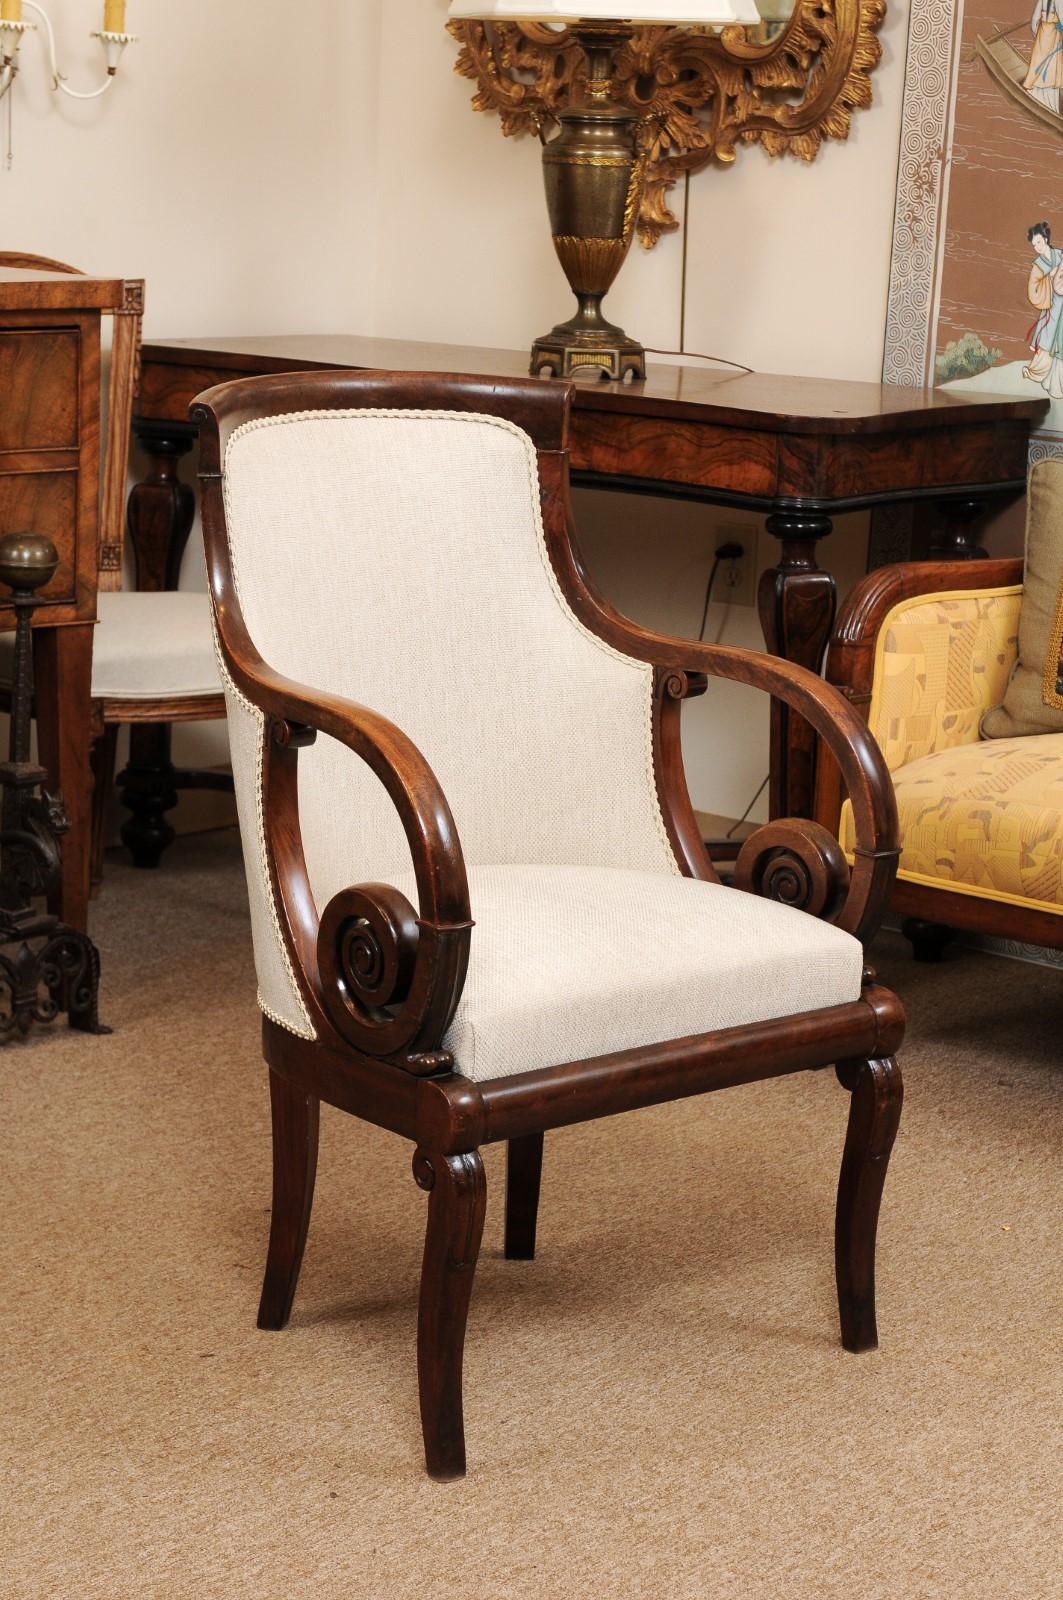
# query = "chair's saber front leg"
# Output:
<box><xmin>413</xmin><ymin>1148</ymin><xmax>487</xmax><ymax>1481</ymax></box>
<box><xmin>258</xmin><ymin>1070</ymin><xmax>321</xmax><ymax>1331</ymax></box>
<box><xmin>834</xmin><ymin>1056</ymin><xmax>904</xmax><ymax>1353</ymax></box>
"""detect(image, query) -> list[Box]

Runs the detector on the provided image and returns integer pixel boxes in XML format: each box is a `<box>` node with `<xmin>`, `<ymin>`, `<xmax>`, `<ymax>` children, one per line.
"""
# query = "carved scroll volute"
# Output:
<box><xmin>653</xmin><ymin>667</ymin><xmax>719</xmax><ymax>883</ymax></box>
<box><xmin>448</xmin><ymin>2</ymin><xmax>885</xmax><ymax>249</ymax></box>
<box><xmin>316</xmin><ymin>882</ymin><xmax>473</xmax><ymax>1075</ymax></box>
<box><xmin>733</xmin><ymin>819</ymin><xmax>850</xmax><ymax>923</ymax></box>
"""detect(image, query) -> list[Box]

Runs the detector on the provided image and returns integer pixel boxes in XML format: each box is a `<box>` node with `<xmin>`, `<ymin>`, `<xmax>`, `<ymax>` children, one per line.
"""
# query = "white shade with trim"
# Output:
<box><xmin>448</xmin><ymin>1</ymin><xmax>762</xmax><ymax>24</ymax></box>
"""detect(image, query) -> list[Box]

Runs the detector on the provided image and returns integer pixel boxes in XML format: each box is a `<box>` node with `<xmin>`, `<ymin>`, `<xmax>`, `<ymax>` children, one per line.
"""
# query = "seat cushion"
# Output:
<box><xmin>841</xmin><ymin>732</ymin><xmax>1063</xmax><ymax>915</ymax></box>
<box><xmin>396</xmin><ymin>864</ymin><xmax>864</xmax><ymax>1083</ymax></box>
<box><xmin>0</xmin><ymin>591</ymin><xmax>221</xmax><ymax>701</ymax></box>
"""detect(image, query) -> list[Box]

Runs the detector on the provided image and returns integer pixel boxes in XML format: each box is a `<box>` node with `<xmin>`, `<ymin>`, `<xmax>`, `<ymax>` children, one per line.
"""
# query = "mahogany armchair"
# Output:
<box><xmin>193</xmin><ymin>369</ymin><xmax>905</xmax><ymax>1480</ymax></box>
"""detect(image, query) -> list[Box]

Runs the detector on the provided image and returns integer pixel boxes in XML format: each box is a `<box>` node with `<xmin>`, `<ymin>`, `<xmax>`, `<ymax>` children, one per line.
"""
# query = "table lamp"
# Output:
<box><xmin>448</xmin><ymin>1</ymin><xmax>760</xmax><ymax>379</ymax></box>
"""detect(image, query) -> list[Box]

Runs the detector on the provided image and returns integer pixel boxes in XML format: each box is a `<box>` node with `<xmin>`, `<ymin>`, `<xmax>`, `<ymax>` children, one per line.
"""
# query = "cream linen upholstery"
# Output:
<box><xmin>391</xmin><ymin>864</ymin><xmax>863</xmax><ymax>1082</ymax></box>
<box><xmin>219</xmin><ymin>407</ymin><xmax>863</xmax><ymax>1060</ymax></box>
<box><xmin>0</xmin><ymin>591</ymin><xmax>220</xmax><ymax>700</ymax></box>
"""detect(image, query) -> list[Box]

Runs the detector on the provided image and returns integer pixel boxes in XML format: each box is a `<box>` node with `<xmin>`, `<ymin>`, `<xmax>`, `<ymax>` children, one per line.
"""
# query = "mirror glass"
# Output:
<box><xmin>745</xmin><ymin>0</ymin><xmax>797</xmax><ymax>43</ymax></box>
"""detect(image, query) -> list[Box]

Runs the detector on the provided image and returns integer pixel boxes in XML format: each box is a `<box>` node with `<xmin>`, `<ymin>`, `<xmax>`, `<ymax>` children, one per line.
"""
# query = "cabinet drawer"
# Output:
<box><xmin>0</xmin><ymin>469</ymin><xmax>78</xmax><ymax>607</ymax></box>
<box><xmin>0</xmin><ymin>329</ymin><xmax>80</xmax><ymax>452</ymax></box>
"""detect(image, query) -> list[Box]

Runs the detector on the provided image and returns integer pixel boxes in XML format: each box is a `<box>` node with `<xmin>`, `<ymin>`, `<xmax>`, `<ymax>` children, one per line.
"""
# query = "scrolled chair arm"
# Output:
<box><xmin>664</xmin><ymin>639</ymin><xmax>898</xmax><ymax>942</ymax></box>
<box><xmin>224</xmin><ymin>644</ymin><xmax>473</xmax><ymax>1076</ymax></box>
<box><xmin>546</xmin><ymin>535</ymin><xmax>899</xmax><ymax>944</ymax></box>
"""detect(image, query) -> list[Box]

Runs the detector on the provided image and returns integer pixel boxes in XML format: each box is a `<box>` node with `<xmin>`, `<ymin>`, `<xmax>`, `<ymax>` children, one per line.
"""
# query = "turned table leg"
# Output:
<box><xmin>34</xmin><ymin>623</ymin><xmax>94</xmax><ymax>934</ymax></box>
<box><xmin>128</xmin><ymin>423</ymin><xmax>197</xmax><ymax>591</ymax></box>
<box><xmin>119</xmin><ymin>723</ymin><xmax>179</xmax><ymax>869</ymax></box>
<box><xmin>758</xmin><ymin>511</ymin><xmax>837</xmax><ymax>821</ymax></box>
<box><xmin>927</xmin><ymin>496</ymin><xmax>989</xmax><ymax>560</ymax></box>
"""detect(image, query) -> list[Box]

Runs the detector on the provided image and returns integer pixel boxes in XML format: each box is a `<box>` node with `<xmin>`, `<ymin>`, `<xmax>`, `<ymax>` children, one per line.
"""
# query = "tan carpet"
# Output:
<box><xmin>2</xmin><ymin>831</ymin><xmax>1061</xmax><ymax>1600</ymax></box>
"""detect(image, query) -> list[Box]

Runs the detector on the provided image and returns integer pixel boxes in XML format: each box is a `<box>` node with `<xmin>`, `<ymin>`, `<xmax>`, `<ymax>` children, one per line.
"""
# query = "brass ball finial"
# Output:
<box><xmin>0</xmin><ymin>533</ymin><xmax>60</xmax><ymax>594</ymax></box>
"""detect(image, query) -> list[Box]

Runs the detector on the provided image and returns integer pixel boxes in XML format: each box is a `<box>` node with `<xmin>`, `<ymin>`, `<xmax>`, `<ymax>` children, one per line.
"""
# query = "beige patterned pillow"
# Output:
<box><xmin>982</xmin><ymin>459</ymin><xmax>1063</xmax><ymax>738</ymax></box>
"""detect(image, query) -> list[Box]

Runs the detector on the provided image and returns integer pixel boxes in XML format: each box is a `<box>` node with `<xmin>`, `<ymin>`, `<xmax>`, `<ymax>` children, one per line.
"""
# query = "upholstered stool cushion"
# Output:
<box><xmin>841</xmin><ymin>732</ymin><xmax>1063</xmax><ymax>916</ymax></box>
<box><xmin>391</xmin><ymin>864</ymin><xmax>864</xmax><ymax>1083</ymax></box>
<box><xmin>0</xmin><ymin>591</ymin><xmax>220</xmax><ymax>701</ymax></box>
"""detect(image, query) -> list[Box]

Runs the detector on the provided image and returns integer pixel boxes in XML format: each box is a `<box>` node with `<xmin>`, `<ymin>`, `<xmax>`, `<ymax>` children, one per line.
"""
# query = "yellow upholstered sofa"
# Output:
<box><xmin>818</xmin><ymin>555</ymin><xmax>1063</xmax><ymax>957</ymax></box>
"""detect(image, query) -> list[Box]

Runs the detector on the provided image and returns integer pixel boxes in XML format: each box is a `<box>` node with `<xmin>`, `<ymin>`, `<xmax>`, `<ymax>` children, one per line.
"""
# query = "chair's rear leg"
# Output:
<box><xmin>505</xmin><ymin>1132</ymin><xmax>544</xmax><ymax>1260</ymax></box>
<box><xmin>257</xmin><ymin>1069</ymin><xmax>320</xmax><ymax>1332</ymax></box>
<box><xmin>414</xmin><ymin>1149</ymin><xmax>486</xmax><ymax>1481</ymax></box>
<box><xmin>834</xmin><ymin>1056</ymin><xmax>904</xmax><ymax>1353</ymax></box>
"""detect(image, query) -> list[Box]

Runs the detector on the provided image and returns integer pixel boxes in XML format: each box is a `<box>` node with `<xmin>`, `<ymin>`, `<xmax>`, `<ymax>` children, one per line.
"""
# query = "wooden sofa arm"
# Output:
<box><xmin>815</xmin><ymin>557</ymin><xmax>1025</xmax><ymax>835</ymax></box>
<box><xmin>825</xmin><ymin>557</ymin><xmax>1024</xmax><ymax>706</ymax></box>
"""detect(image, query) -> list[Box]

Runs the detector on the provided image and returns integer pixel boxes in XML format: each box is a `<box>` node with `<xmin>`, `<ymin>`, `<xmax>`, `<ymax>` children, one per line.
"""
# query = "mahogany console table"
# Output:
<box><xmin>133</xmin><ymin>335</ymin><xmax>1048</xmax><ymax>822</ymax></box>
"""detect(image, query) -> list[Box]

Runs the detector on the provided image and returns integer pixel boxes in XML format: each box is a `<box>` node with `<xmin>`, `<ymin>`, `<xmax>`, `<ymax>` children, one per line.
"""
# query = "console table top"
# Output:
<box><xmin>139</xmin><ymin>333</ymin><xmax>1049</xmax><ymax>437</ymax></box>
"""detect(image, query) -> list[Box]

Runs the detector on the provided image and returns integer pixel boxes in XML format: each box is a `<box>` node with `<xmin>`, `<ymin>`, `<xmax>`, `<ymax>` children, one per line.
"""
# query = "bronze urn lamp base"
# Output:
<box><xmin>530</xmin><ymin>23</ymin><xmax>648</xmax><ymax>380</ymax></box>
<box><xmin>449</xmin><ymin>4</ymin><xmax>766</xmax><ymax>376</ymax></box>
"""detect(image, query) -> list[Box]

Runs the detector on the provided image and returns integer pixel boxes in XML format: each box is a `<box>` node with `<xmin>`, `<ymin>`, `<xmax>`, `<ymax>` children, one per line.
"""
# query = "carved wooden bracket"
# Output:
<box><xmin>447</xmin><ymin>5</ymin><xmax>885</xmax><ymax>250</ymax></box>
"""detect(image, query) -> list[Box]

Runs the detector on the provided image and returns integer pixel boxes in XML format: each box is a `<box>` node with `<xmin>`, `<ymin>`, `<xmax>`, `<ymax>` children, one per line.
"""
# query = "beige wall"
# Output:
<box><xmin>4</xmin><ymin>0</ymin><xmax>382</xmax><ymax>815</ymax></box>
<box><xmin>372</xmin><ymin>2</ymin><xmax>911</xmax><ymax>820</ymax></box>
<box><xmin>4</xmin><ymin>0</ymin><xmax>378</xmax><ymax>337</ymax></box>
<box><xmin>10</xmin><ymin>1</ymin><xmax>915</xmax><ymax>831</ymax></box>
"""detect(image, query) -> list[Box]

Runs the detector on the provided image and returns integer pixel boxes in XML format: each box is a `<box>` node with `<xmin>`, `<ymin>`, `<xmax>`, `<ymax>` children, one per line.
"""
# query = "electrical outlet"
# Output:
<box><xmin>716</xmin><ymin>523</ymin><xmax>756</xmax><ymax>607</ymax></box>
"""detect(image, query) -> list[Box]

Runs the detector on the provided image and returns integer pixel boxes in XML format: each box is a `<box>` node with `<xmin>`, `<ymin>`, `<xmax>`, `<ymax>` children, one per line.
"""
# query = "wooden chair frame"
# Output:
<box><xmin>0</xmin><ymin>252</ymin><xmax>229</xmax><ymax>888</ymax></box>
<box><xmin>193</xmin><ymin>370</ymin><xmax>906</xmax><ymax>1480</ymax></box>
<box><xmin>818</xmin><ymin>555</ymin><xmax>1063</xmax><ymax>954</ymax></box>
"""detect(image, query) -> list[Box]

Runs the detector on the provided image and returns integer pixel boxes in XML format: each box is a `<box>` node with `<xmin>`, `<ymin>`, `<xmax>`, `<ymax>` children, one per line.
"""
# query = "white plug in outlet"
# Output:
<box><xmin>716</xmin><ymin>523</ymin><xmax>756</xmax><ymax>607</ymax></box>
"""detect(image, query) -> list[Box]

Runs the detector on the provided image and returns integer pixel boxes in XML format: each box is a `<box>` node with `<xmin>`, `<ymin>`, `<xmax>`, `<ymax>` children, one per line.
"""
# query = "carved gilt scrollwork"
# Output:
<box><xmin>447</xmin><ymin>3</ymin><xmax>885</xmax><ymax>249</ymax></box>
<box><xmin>733</xmin><ymin>818</ymin><xmax>850</xmax><ymax>921</ymax></box>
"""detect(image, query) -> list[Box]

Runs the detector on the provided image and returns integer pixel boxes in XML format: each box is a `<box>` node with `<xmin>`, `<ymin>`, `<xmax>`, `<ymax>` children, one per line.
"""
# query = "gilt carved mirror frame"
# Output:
<box><xmin>447</xmin><ymin>2</ymin><xmax>886</xmax><ymax>250</ymax></box>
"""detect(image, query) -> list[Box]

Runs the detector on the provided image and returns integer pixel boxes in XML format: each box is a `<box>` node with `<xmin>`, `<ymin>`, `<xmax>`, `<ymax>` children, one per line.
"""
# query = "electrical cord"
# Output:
<box><xmin>696</xmin><ymin>557</ymin><xmax>721</xmax><ymax>642</ymax></box>
<box><xmin>726</xmin><ymin>775</ymin><xmax>769</xmax><ymax>838</ymax></box>
<box><xmin>645</xmin><ymin>348</ymin><xmax>755</xmax><ymax>374</ymax></box>
<box><xmin>695</xmin><ymin>539</ymin><xmax>768</xmax><ymax>849</ymax></box>
<box><xmin>696</xmin><ymin>539</ymin><xmax>744</xmax><ymax>640</ymax></box>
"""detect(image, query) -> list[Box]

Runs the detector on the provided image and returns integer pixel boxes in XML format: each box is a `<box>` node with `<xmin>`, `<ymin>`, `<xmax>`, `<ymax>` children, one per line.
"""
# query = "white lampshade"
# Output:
<box><xmin>449</xmin><ymin>1</ymin><xmax>762</xmax><ymax>25</ymax></box>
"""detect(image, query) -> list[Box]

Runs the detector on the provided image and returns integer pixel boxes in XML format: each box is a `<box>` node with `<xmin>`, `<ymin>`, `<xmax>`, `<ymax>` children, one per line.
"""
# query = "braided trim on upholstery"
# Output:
<box><xmin>211</xmin><ymin>618</ymin><xmax>316</xmax><ymax>1040</ymax></box>
<box><xmin>222</xmin><ymin>407</ymin><xmax>680</xmax><ymax>878</ymax></box>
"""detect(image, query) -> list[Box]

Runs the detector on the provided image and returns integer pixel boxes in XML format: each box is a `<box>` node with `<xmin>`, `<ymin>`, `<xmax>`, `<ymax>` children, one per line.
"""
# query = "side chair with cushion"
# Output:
<box><xmin>194</xmin><ymin>369</ymin><xmax>906</xmax><ymax>1480</ymax></box>
<box><xmin>0</xmin><ymin>252</ymin><xmax>226</xmax><ymax>890</ymax></box>
<box><xmin>819</xmin><ymin>459</ymin><xmax>1063</xmax><ymax>958</ymax></box>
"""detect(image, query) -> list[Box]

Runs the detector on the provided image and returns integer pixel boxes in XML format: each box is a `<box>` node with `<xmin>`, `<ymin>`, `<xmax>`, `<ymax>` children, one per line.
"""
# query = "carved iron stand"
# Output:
<box><xmin>0</xmin><ymin>534</ymin><xmax>107</xmax><ymax>1037</ymax></box>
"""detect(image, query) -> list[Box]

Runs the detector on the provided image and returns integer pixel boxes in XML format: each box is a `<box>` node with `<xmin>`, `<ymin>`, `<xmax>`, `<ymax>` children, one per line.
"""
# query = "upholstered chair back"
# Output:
<box><xmin>208</xmin><ymin>380</ymin><xmax>681</xmax><ymax>1027</ymax></box>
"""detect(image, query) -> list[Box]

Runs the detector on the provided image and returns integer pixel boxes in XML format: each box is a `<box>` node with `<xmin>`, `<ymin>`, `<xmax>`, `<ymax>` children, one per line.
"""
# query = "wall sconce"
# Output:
<box><xmin>448</xmin><ymin>2</ymin><xmax>758</xmax><ymax>380</ymax></box>
<box><xmin>0</xmin><ymin>0</ymin><xmax>136</xmax><ymax>161</ymax></box>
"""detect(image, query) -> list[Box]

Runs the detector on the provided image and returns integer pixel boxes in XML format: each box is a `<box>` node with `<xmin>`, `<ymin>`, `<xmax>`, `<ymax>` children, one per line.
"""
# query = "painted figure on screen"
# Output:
<box><xmin>1024</xmin><ymin>0</ymin><xmax>1063</xmax><ymax>111</ymax></box>
<box><xmin>1023</xmin><ymin>221</ymin><xmax>1063</xmax><ymax>397</ymax></box>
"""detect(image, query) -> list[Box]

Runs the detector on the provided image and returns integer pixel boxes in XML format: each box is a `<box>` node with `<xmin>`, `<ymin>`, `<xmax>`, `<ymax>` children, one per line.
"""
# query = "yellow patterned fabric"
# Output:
<box><xmin>840</xmin><ymin>733</ymin><xmax>1063</xmax><ymax>914</ymax></box>
<box><xmin>868</xmin><ymin>589</ymin><xmax>1022</xmax><ymax>771</ymax></box>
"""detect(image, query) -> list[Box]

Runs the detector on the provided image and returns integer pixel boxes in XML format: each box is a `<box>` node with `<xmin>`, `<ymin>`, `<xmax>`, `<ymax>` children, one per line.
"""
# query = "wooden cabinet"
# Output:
<box><xmin>0</xmin><ymin>267</ymin><xmax>144</xmax><ymax>930</ymax></box>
